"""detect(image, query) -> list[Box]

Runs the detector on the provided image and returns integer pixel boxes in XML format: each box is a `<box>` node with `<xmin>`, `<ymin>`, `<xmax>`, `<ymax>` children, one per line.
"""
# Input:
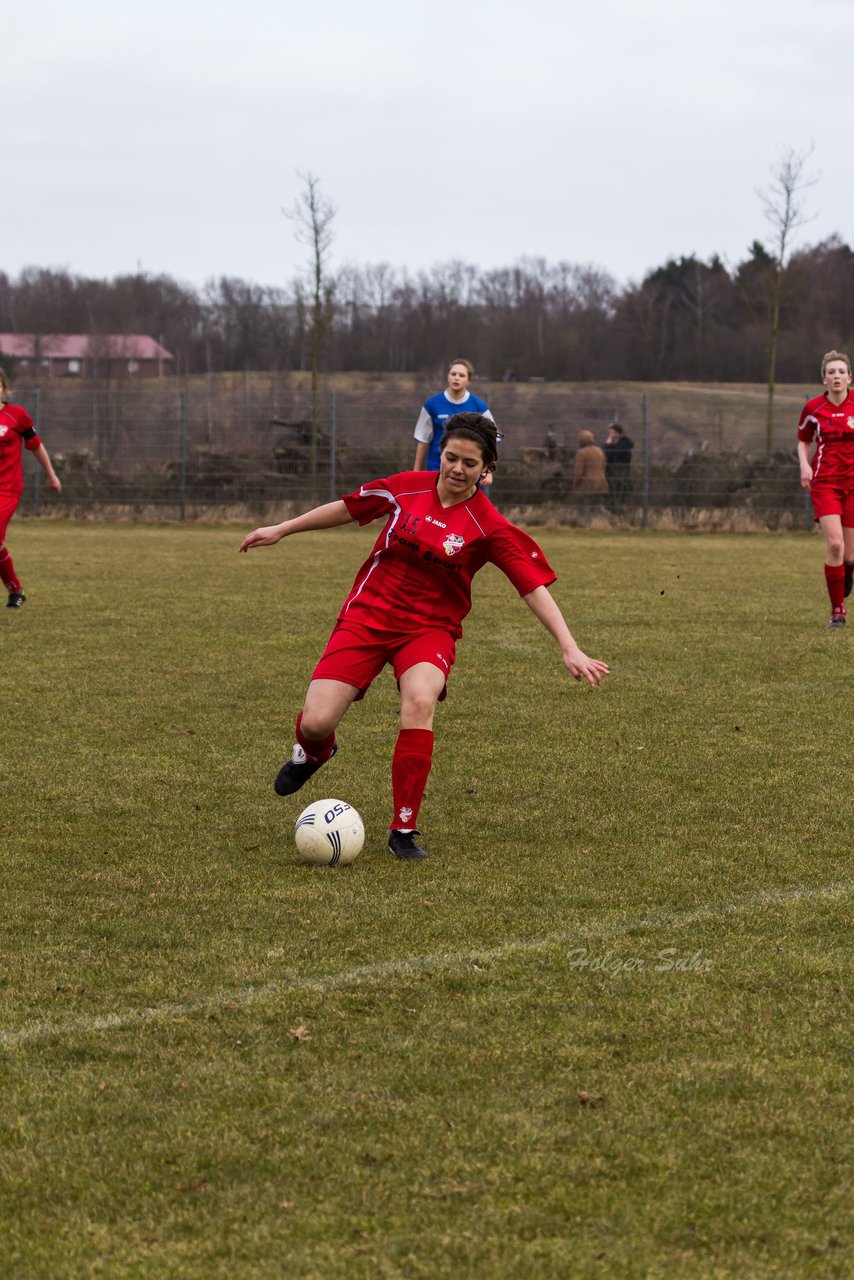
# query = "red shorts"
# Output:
<box><xmin>810</xmin><ymin>482</ymin><xmax>854</xmax><ymax>524</ymax></box>
<box><xmin>0</xmin><ymin>492</ymin><xmax>20</xmax><ymax>543</ymax></box>
<box><xmin>311</xmin><ymin>619</ymin><xmax>457</xmax><ymax>701</ymax></box>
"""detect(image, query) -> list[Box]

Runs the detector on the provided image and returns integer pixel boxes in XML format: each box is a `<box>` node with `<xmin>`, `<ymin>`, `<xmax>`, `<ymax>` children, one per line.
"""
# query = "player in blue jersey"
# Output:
<box><xmin>413</xmin><ymin>359</ymin><xmax>495</xmax><ymax>479</ymax></box>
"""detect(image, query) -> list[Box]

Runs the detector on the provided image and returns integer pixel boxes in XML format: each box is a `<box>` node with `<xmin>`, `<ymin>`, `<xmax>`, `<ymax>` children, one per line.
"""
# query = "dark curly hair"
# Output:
<box><xmin>439</xmin><ymin>412</ymin><xmax>500</xmax><ymax>472</ymax></box>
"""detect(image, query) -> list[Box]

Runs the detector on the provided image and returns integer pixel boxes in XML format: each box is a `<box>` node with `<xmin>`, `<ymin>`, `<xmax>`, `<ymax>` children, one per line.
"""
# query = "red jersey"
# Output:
<box><xmin>797</xmin><ymin>392</ymin><xmax>854</xmax><ymax>486</ymax></box>
<box><xmin>0</xmin><ymin>403</ymin><xmax>41</xmax><ymax>495</ymax></box>
<box><xmin>340</xmin><ymin>471</ymin><xmax>556</xmax><ymax>640</ymax></box>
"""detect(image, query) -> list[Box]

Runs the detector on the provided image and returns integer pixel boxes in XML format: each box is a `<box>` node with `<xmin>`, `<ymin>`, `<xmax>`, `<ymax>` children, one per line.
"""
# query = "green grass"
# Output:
<box><xmin>1</xmin><ymin>522</ymin><xmax>851</xmax><ymax>1279</ymax></box>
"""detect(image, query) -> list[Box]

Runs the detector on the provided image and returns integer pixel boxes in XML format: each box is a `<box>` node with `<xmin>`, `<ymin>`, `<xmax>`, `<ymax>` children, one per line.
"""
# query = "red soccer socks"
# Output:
<box><xmin>390</xmin><ymin>728</ymin><xmax>434</xmax><ymax>830</ymax></box>
<box><xmin>824</xmin><ymin>562</ymin><xmax>845</xmax><ymax>613</ymax></box>
<box><xmin>295</xmin><ymin>712</ymin><xmax>337</xmax><ymax>764</ymax></box>
<box><xmin>0</xmin><ymin>548</ymin><xmax>21</xmax><ymax>594</ymax></box>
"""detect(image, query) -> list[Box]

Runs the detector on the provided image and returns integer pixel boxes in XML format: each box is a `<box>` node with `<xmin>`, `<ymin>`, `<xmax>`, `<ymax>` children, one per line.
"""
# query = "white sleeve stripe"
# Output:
<box><xmin>413</xmin><ymin>407</ymin><xmax>433</xmax><ymax>443</ymax></box>
<box><xmin>465</xmin><ymin>507</ymin><xmax>487</xmax><ymax>536</ymax></box>
<box><xmin>343</xmin><ymin>488</ymin><xmax>401</xmax><ymax>614</ymax></box>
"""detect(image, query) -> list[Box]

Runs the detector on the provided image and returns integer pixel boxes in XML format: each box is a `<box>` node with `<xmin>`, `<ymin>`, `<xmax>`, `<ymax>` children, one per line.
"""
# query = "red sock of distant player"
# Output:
<box><xmin>295</xmin><ymin>712</ymin><xmax>336</xmax><ymax>763</ymax></box>
<box><xmin>390</xmin><ymin>728</ymin><xmax>434</xmax><ymax>830</ymax></box>
<box><xmin>824</xmin><ymin>563</ymin><xmax>845</xmax><ymax>611</ymax></box>
<box><xmin>0</xmin><ymin>549</ymin><xmax>21</xmax><ymax>594</ymax></box>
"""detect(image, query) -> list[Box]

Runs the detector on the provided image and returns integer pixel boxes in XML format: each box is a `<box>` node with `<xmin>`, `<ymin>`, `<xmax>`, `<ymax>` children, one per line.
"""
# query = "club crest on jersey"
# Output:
<box><xmin>443</xmin><ymin>533</ymin><xmax>465</xmax><ymax>557</ymax></box>
<box><xmin>0</xmin><ymin>426</ymin><xmax>7</xmax><ymax>437</ymax></box>
<box><xmin>848</xmin><ymin>417</ymin><xmax>854</xmax><ymax>430</ymax></box>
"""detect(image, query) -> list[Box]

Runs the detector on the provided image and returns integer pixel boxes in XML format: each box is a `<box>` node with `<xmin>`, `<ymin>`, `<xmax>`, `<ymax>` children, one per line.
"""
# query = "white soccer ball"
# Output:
<box><xmin>294</xmin><ymin>799</ymin><xmax>365</xmax><ymax>866</ymax></box>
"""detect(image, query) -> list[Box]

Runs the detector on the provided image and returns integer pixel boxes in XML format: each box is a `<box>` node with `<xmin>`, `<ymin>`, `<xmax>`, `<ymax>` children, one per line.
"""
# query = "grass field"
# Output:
<box><xmin>2</xmin><ymin>521</ymin><xmax>851</xmax><ymax>1279</ymax></box>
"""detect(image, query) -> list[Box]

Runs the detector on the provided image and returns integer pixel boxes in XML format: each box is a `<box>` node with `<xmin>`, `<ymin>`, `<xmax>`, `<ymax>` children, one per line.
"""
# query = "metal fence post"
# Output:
<box><xmin>179</xmin><ymin>389</ymin><xmax>188</xmax><ymax>521</ymax></box>
<box><xmin>33</xmin><ymin>387</ymin><xmax>43</xmax><ymax>516</ymax></box>
<box><xmin>329</xmin><ymin>390</ymin><xmax>337</xmax><ymax>501</ymax></box>
<box><xmin>642</xmin><ymin>390</ymin><xmax>650</xmax><ymax>529</ymax></box>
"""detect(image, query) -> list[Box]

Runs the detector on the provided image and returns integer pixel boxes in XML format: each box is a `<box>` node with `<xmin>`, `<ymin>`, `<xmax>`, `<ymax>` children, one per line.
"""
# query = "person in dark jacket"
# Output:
<box><xmin>603</xmin><ymin>422</ymin><xmax>634</xmax><ymax>507</ymax></box>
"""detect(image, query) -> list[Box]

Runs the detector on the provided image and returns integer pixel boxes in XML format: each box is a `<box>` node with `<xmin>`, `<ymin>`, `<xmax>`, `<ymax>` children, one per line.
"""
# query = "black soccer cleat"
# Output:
<box><xmin>845</xmin><ymin>564</ymin><xmax>854</xmax><ymax>599</ymax></box>
<box><xmin>274</xmin><ymin>742</ymin><xmax>337</xmax><ymax>796</ymax></box>
<box><xmin>6</xmin><ymin>591</ymin><xmax>26</xmax><ymax>609</ymax></box>
<box><xmin>828</xmin><ymin>608</ymin><xmax>847</xmax><ymax>628</ymax></box>
<box><xmin>388</xmin><ymin>829</ymin><xmax>427</xmax><ymax>860</ymax></box>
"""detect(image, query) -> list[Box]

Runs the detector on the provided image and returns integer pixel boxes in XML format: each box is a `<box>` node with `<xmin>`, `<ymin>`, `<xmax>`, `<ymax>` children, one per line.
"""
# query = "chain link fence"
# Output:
<box><xmin>15</xmin><ymin>383</ymin><xmax>813</xmax><ymax>528</ymax></box>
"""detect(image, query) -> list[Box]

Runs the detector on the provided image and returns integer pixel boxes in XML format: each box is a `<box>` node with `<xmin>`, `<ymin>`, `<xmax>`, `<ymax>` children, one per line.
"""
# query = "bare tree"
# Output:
<box><xmin>285</xmin><ymin>172</ymin><xmax>335</xmax><ymax>486</ymax></box>
<box><xmin>758</xmin><ymin>146</ymin><xmax>816</xmax><ymax>456</ymax></box>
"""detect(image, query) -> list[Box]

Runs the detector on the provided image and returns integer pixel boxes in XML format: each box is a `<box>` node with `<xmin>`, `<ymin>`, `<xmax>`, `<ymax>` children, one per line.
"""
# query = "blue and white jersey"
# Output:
<box><xmin>413</xmin><ymin>390</ymin><xmax>493</xmax><ymax>470</ymax></box>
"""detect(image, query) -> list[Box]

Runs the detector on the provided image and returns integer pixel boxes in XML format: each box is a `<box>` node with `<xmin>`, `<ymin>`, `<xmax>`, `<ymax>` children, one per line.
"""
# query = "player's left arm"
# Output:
<box><xmin>28</xmin><ymin>439</ymin><xmax>62</xmax><ymax>493</ymax></box>
<box><xmin>522</xmin><ymin>584</ymin><xmax>609</xmax><ymax>686</ymax></box>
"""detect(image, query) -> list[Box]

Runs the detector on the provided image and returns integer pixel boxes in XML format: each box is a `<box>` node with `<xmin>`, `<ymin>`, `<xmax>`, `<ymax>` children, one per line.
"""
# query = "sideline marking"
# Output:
<box><xmin>2</xmin><ymin>880</ymin><xmax>850</xmax><ymax>1050</ymax></box>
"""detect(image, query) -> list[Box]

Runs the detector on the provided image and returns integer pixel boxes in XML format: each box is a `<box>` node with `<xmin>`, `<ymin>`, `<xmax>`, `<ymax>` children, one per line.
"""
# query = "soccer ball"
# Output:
<box><xmin>295</xmin><ymin>799</ymin><xmax>365</xmax><ymax>866</ymax></box>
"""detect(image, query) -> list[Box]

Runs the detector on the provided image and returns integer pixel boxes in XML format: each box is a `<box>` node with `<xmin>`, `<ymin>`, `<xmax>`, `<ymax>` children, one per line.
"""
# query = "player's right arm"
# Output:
<box><xmin>413</xmin><ymin>406</ymin><xmax>433</xmax><ymax>469</ymax></box>
<box><xmin>239</xmin><ymin>500</ymin><xmax>354</xmax><ymax>551</ymax></box>
<box><xmin>797</xmin><ymin>439</ymin><xmax>813</xmax><ymax>488</ymax></box>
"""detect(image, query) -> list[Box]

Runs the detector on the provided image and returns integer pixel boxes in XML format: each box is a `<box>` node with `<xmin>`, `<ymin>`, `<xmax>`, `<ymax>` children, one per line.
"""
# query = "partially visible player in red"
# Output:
<box><xmin>797</xmin><ymin>349</ymin><xmax>854</xmax><ymax>627</ymax></box>
<box><xmin>0</xmin><ymin>369</ymin><xmax>62</xmax><ymax>607</ymax></box>
<box><xmin>240</xmin><ymin>413</ymin><xmax>609</xmax><ymax>860</ymax></box>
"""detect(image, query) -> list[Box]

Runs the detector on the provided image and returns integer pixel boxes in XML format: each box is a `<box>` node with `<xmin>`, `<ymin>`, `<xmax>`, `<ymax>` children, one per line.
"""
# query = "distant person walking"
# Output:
<box><xmin>572</xmin><ymin>430</ymin><xmax>608</xmax><ymax>504</ymax></box>
<box><xmin>0</xmin><ymin>370</ymin><xmax>62</xmax><ymax>607</ymax></box>
<box><xmin>797</xmin><ymin>349</ymin><xmax>854</xmax><ymax>627</ymax></box>
<box><xmin>413</xmin><ymin>359</ymin><xmax>495</xmax><ymax>487</ymax></box>
<box><xmin>603</xmin><ymin>422</ymin><xmax>634</xmax><ymax>507</ymax></box>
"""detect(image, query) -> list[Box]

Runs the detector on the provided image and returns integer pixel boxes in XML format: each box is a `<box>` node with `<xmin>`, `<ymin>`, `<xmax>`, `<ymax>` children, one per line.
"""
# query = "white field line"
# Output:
<box><xmin>2</xmin><ymin>879</ymin><xmax>851</xmax><ymax>1051</ymax></box>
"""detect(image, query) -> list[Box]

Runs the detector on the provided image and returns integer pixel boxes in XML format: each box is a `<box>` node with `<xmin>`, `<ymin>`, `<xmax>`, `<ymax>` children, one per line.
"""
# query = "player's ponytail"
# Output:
<box><xmin>440</xmin><ymin>413</ymin><xmax>500</xmax><ymax>472</ymax></box>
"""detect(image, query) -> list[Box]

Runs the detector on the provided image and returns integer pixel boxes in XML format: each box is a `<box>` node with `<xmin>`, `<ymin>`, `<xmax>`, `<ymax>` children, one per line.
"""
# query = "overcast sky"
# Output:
<box><xmin>7</xmin><ymin>0</ymin><xmax>851</xmax><ymax>291</ymax></box>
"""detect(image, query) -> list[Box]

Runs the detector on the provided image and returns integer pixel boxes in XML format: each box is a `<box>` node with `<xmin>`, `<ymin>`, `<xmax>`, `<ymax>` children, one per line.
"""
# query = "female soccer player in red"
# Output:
<box><xmin>797</xmin><ymin>350</ymin><xmax>854</xmax><ymax>627</ymax></box>
<box><xmin>0</xmin><ymin>370</ymin><xmax>62</xmax><ymax>607</ymax></box>
<box><xmin>240</xmin><ymin>414</ymin><xmax>609</xmax><ymax>859</ymax></box>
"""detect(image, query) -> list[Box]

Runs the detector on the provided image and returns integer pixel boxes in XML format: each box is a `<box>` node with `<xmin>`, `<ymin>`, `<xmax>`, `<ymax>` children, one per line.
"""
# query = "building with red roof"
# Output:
<box><xmin>0</xmin><ymin>334</ymin><xmax>175</xmax><ymax>378</ymax></box>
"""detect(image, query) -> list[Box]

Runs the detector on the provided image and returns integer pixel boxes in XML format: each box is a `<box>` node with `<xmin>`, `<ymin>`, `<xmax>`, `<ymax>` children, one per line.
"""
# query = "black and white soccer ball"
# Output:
<box><xmin>294</xmin><ymin>799</ymin><xmax>365</xmax><ymax>866</ymax></box>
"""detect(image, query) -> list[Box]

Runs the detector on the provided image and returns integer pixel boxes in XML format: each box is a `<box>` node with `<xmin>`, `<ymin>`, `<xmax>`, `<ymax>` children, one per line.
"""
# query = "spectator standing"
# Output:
<box><xmin>603</xmin><ymin>422</ymin><xmax>634</xmax><ymax>507</ymax></box>
<box><xmin>572</xmin><ymin>430</ymin><xmax>608</xmax><ymax>505</ymax></box>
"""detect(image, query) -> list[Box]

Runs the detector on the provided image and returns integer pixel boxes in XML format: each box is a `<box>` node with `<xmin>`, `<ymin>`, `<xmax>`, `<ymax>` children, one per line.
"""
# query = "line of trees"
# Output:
<box><xmin>2</xmin><ymin>236</ymin><xmax>853</xmax><ymax>384</ymax></box>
